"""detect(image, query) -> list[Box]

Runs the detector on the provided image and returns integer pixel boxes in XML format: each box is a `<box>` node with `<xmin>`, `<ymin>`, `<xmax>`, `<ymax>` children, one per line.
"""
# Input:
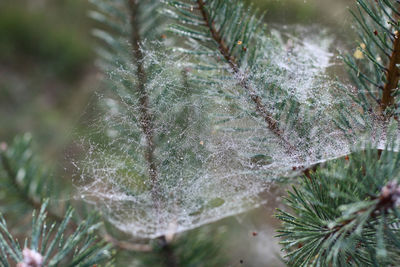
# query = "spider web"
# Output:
<box><xmin>74</xmin><ymin>29</ymin><xmax>360</xmax><ymax>239</ymax></box>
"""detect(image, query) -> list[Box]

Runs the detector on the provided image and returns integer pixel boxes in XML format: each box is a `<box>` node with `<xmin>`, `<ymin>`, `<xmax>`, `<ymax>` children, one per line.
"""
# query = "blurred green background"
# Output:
<box><xmin>0</xmin><ymin>0</ymin><xmax>354</xmax><ymax>265</ymax></box>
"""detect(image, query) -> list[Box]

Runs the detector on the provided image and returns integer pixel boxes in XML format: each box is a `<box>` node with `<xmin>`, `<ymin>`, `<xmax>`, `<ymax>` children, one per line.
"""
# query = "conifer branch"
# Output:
<box><xmin>90</xmin><ymin>0</ymin><xmax>180</xmax><ymax>256</ymax></box>
<box><xmin>346</xmin><ymin>0</ymin><xmax>400</xmax><ymax>118</ymax></box>
<box><xmin>0</xmin><ymin>139</ymin><xmax>157</xmax><ymax>254</ymax></box>
<box><xmin>195</xmin><ymin>0</ymin><xmax>296</xmax><ymax>151</ymax></box>
<box><xmin>1</xmin><ymin>150</ymin><xmax>41</xmax><ymax>210</ymax></box>
<box><xmin>314</xmin><ymin>179</ymin><xmax>399</xmax><ymax>249</ymax></box>
<box><xmin>277</xmin><ymin>148</ymin><xmax>400</xmax><ymax>266</ymax></box>
<box><xmin>0</xmin><ymin>200</ymin><xmax>113</xmax><ymax>266</ymax></box>
<box><xmin>128</xmin><ymin>0</ymin><xmax>161</xmax><ymax>202</ymax></box>
<box><xmin>127</xmin><ymin>2</ymin><xmax>178</xmax><ymax>265</ymax></box>
<box><xmin>0</xmin><ymin>143</ymin><xmax>76</xmax><ymax>229</ymax></box>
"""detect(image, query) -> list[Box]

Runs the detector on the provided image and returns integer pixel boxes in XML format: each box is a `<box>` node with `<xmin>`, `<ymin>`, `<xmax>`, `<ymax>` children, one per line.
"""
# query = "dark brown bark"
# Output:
<box><xmin>381</xmin><ymin>31</ymin><xmax>400</xmax><ymax>113</ymax></box>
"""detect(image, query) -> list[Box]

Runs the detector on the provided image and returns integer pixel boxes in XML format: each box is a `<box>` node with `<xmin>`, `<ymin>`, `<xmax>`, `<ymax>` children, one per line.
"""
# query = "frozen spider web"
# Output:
<box><xmin>74</xmin><ymin>29</ymin><xmax>364</xmax><ymax>239</ymax></box>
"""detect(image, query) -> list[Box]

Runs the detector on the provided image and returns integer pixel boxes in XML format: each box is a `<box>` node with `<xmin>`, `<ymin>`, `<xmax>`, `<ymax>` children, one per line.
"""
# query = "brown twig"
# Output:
<box><xmin>104</xmin><ymin>234</ymin><xmax>153</xmax><ymax>252</ymax></box>
<box><xmin>381</xmin><ymin>30</ymin><xmax>400</xmax><ymax>113</ymax></box>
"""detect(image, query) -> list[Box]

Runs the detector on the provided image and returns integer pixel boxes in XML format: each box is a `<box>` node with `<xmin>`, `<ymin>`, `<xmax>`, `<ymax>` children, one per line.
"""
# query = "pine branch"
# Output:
<box><xmin>0</xmin><ymin>200</ymin><xmax>113</xmax><ymax>266</ymax></box>
<box><xmin>168</xmin><ymin>0</ymin><xmax>297</xmax><ymax>151</ymax></box>
<box><xmin>0</xmin><ymin>153</ymin><xmax>81</xmax><ymax>229</ymax></box>
<box><xmin>0</xmin><ymin>136</ymin><xmax>72</xmax><ymax>227</ymax></box>
<box><xmin>196</xmin><ymin>0</ymin><xmax>290</xmax><ymax>146</ymax></box>
<box><xmin>88</xmin><ymin>1</ymin><xmax>181</xmax><ymax>263</ymax></box>
<box><xmin>276</xmin><ymin>147</ymin><xmax>400</xmax><ymax>266</ymax></box>
<box><xmin>89</xmin><ymin>0</ymin><xmax>172</xmax><ymax>211</ymax></box>
<box><xmin>128</xmin><ymin>0</ymin><xmax>161</xmax><ymax>204</ymax></box>
<box><xmin>314</xmin><ymin>179</ymin><xmax>399</xmax><ymax>249</ymax></box>
<box><xmin>1</xmin><ymin>146</ymin><xmax>155</xmax><ymax>254</ymax></box>
<box><xmin>0</xmin><ymin>135</ymin><xmax>164</xmax><ymax>255</ymax></box>
<box><xmin>0</xmin><ymin>146</ymin><xmax>41</xmax><ymax>211</ymax></box>
<box><xmin>345</xmin><ymin>0</ymin><xmax>400</xmax><ymax>118</ymax></box>
<box><xmin>126</xmin><ymin>3</ymin><xmax>178</xmax><ymax>264</ymax></box>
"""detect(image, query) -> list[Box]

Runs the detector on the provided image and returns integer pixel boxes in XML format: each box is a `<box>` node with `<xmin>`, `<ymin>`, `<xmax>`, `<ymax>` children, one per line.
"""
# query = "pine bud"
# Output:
<box><xmin>380</xmin><ymin>180</ymin><xmax>400</xmax><ymax>207</ymax></box>
<box><xmin>17</xmin><ymin>248</ymin><xmax>43</xmax><ymax>267</ymax></box>
<box><xmin>0</xmin><ymin>142</ymin><xmax>7</xmax><ymax>152</ymax></box>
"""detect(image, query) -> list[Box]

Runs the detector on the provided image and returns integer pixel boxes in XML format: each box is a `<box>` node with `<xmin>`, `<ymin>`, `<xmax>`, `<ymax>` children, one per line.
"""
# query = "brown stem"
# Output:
<box><xmin>381</xmin><ymin>30</ymin><xmax>400</xmax><ymax>113</ymax></box>
<box><xmin>196</xmin><ymin>0</ymin><xmax>296</xmax><ymax>151</ymax></box>
<box><xmin>102</xmin><ymin>235</ymin><xmax>179</xmax><ymax>265</ymax></box>
<box><xmin>128</xmin><ymin>0</ymin><xmax>161</xmax><ymax>203</ymax></box>
<box><xmin>104</xmin><ymin>234</ymin><xmax>152</xmax><ymax>252</ymax></box>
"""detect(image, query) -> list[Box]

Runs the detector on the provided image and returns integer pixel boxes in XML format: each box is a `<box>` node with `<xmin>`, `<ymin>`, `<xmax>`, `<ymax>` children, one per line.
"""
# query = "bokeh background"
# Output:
<box><xmin>0</xmin><ymin>0</ymin><xmax>355</xmax><ymax>266</ymax></box>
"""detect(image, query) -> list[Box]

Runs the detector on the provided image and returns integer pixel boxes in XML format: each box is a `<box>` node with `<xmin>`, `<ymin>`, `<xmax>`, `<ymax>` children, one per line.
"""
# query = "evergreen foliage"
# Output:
<box><xmin>81</xmin><ymin>0</ymin><xmax>314</xmax><ymax>241</ymax></box>
<box><xmin>166</xmin><ymin>0</ymin><xmax>307</xmax><ymax>149</ymax></box>
<box><xmin>166</xmin><ymin>0</ymin><xmax>349</xmax><ymax>175</ymax></box>
<box><xmin>1</xmin><ymin>133</ymin><xmax>226</xmax><ymax>266</ymax></box>
<box><xmin>77</xmin><ymin>0</ymin><xmax>228</xmax><ymax>265</ymax></box>
<box><xmin>277</xmin><ymin>146</ymin><xmax>400</xmax><ymax>266</ymax></box>
<box><xmin>277</xmin><ymin>0</ymin><xmax>400</xmax><ymax>266</ymax></box>
<box><xmin>337</xmin><ymin>0</ymin><xmax>400</xmax><ymax>140</ymax></box>
<box><xmin>77</xmin><ymin>0</ymin><xmax>400</xmax><ymax>265</ymax></box>
<box><xmin>0</xmin><ymin>134</ymin><xmax>68</xmax><ymax>222</ymax></box>
<box><xmin>344</xmin><ymin>0</ymin><xmax>400</xmax><ymax>118</ymax></box>
<box><xmin>0</xmin><ymin>200</ymin><xmax>112</xmax><ymax>266</ymax></box>
<box><xmin>81</xmin><ymin>0</ymin><xmax>216</xmax><ymax>238</ymax></box>
<box><xmin>4</xmin><ymin>0</ymin><xmax>400</xmax><ymax>266</ymax></box>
